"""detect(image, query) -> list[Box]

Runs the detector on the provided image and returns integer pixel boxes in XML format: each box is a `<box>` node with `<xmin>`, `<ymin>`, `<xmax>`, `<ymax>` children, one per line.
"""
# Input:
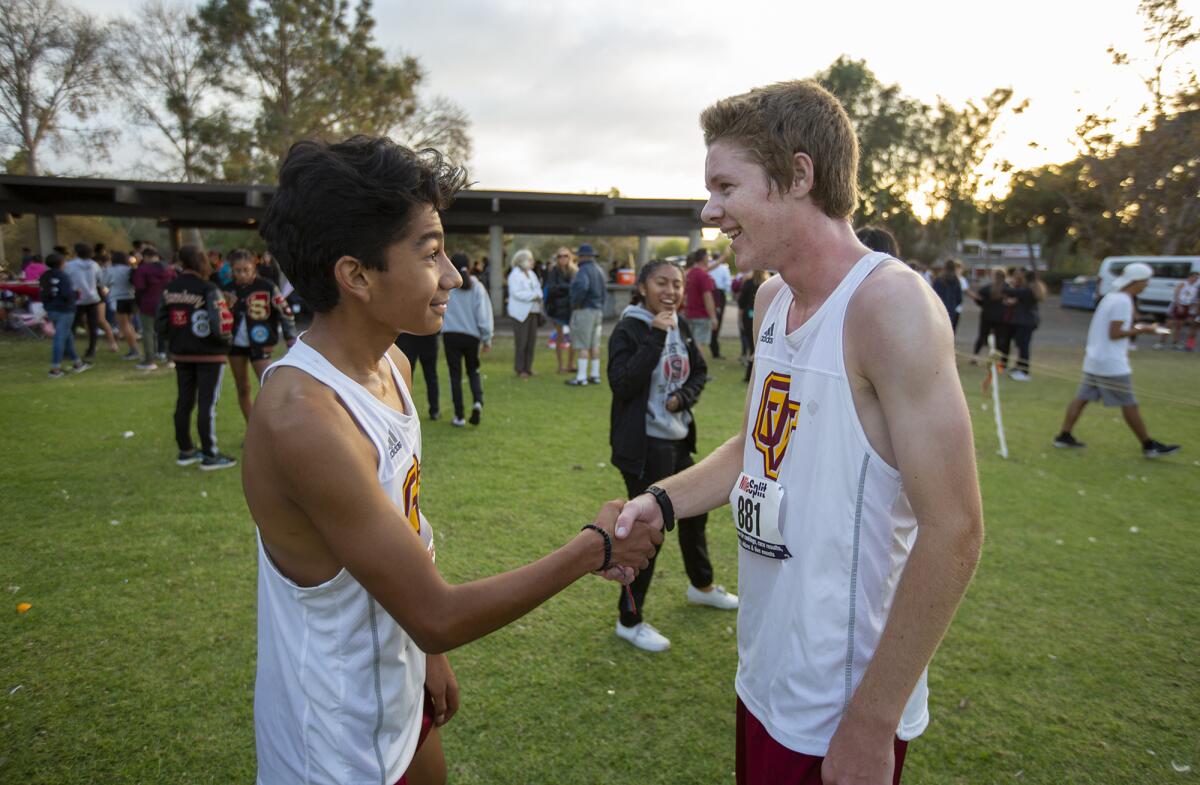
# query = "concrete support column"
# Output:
<box><xmin>636</xmin><ymin>234</ymin><xmax>650</xmax><ymax>268</ymax></box>
<box><xmin>169</xmin><ymin>225</ymin><xmax>184</xmax><ymax>256</ymax></box>
<box><xmin>488</xmin><ymin>224</ymin><xmax>504</xmax><ymax>316</ymax></box>
<box><xmin>36</xmin><ymin>214</ymin><xmax>57</xmax><ymax>257</ymax></box>
<box><xmin>687</xmin><ymin>229</ymin><xmax>701</xmax><ymax>252</ymax></box>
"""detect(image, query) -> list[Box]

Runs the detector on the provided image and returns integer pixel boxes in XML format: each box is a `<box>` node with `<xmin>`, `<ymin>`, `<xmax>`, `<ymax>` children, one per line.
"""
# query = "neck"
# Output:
<box><xmin>303</xmin><ymin>308</ymin><xmax>400</xmax><ymax>382</ymax></box>
<box><xmin>773</xmin><ymin>214</ymin><xmax>869</xmax><ymax>312</ymax></box>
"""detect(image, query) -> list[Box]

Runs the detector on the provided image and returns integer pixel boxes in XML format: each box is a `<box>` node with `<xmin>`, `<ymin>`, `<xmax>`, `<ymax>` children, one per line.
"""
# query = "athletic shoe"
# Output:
<box><xmin>176</xmin><ymin>450</ymin><xmax>202</xmax><ymax>466</ymax></box>
<box><xmin>588</xmin><ymin>377</ymin><xmax>602</xmax><ymax>385</ymax></box>
<box><xmin>469</xmin><ymin>402</ymin><xmax>482</xmax><ymax>426</ymax></box>
<box><xmin>155</xmin><ymin>353</ymin><xmax>168</xmax><ymax>363</ymax></box>
<box><xmin>615</xmin><ymin>621</ymin><xmax>670</xmax><ymax>652</ymax></box>
<box><xmin>166</xmin><ymin>361</ymin><xmax>176</xmax><ymax>369</ymax></box>
<box><xmin>122</xmin><ymin>350</ymin><xmax>140</xmax><ymax>361</ymax></box>
<box><xmin>200</xmin><ymin>453</ymin><xmax>238</xmax><ymax>471</ymax></box>
<box><xmin>565</xmin><ymin>378</ymin><xmax>588</xmax><ymax>386</ymax></box>
<box><xmin>429</xmin><ymin>410</ymin><xmax>440</xmax><ymax>421</ymax></box>
<box><xmin>1143</xmin><ymin>440</ymin><xmax>1181</xmax><ymax>458</ymax></box>
<box><xmin>1009</xmin><ymin>370</ymin><xmax>1031</xmax><ymax>381</ymax></box>
<box><xmin>47</xmin><ymin>368</ymin><xmax>65</xmax><ymax>379</ymax></box>
<box><xmin>1053</xmin><ymin>432</ymin><xmax>1086</xmax><ymax>449</ymax></box>
<box><xmin>135</xmin><ymin>362</ymin><xmax>158</xmax><ymax>371</ymax></box>
<box><xmin>686</xmin><ymin>584</ymin><xmax>739</xmax><ymax>610</ymax></box>
<box><xmin>451</xmin><ymin>417</ymin><xmax>466</xmax><ymax>427</ymax></box>
<box><xmin>71</xmin><ymin>361</ymin><xmax>92</xmax><ymax>373</ymax></box>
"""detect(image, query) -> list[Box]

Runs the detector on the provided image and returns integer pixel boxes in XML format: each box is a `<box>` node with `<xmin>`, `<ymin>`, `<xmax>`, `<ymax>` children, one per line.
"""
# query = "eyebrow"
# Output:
<box><xmin>414</xmin><ymin>230</ymin><xmax>444</xmax><ymax>246</ymax></box>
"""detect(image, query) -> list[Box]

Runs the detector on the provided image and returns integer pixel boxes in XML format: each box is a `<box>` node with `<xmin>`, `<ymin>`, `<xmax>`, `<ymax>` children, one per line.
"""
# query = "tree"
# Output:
<box><xmin>0</xmin><ymin>0</ymin><xmax>111</xmax><ymax>175</ymax></box>
<box><xmin>1109</xmin><ymin>0</ymin><xmax>1199</xmax><ymax>118</ymax></box>
<box><xmin>195</xmin><ymin>0</ymin><xmax>424</xmax><ymax>178</ymax></box>
<box><xmin>815</xmin><ymin>57</ymin><xmax>929</xmax><ymax>240</ymax></box>
<box><xmin>926</xmin><ymin>88</ymin><xmax>1024</xmax><ymax>252</ymax></box>
<box><xmin>110</xmin><ymin>0</ymin><xmax>240</xmax><ymax>182</ymax></box>
<box><xmin>391</xmin><ymin>94</ymin><xmax>472</xmax><ymax>165</ymax></box>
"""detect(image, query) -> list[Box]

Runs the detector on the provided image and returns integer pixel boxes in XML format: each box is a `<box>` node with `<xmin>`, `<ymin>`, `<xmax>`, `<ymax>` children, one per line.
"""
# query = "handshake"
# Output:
<box><xmin>579</xmin><ymin>495</ymin><xmax>670</xmax><ymax>584</ymax></box>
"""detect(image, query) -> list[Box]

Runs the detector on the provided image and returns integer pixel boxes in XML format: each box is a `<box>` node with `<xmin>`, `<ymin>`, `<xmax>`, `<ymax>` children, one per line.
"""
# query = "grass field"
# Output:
<box><xmin>2</xmin><ymin>332</ymin><xmax>1199</xmax><ymax>785</ymax></box>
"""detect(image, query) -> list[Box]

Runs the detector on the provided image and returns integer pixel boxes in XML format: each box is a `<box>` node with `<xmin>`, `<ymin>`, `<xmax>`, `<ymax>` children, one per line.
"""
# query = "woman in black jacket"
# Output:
<box><xmin>607</xmin><ymin>261</ymin><xmax>737</xmax><ymax>652</ymax></box>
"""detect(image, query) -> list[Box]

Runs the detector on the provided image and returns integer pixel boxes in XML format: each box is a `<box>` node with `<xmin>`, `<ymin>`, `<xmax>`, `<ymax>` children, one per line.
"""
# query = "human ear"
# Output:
<box><xmin>790</xmin><ymin>152</ymin><xmax>814</xmax><ymax>200</ymax></box>
<box><xmin>333</xmin><ymin>255</ymin><xmax>371</xmax><ymax>304</ymax></box>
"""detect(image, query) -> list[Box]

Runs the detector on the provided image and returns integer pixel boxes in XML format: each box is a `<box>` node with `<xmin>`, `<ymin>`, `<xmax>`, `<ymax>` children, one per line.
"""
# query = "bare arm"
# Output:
<box><xmin>264</xmin><ymin>386</ymin><xmax>661</xmax><ymax>655</ymax></box>
<box><xmin>615</xmin><ymin>274</ymin><xmax>787</xmax><ymax>537</ymax></box>
<box><xmin>823</xmin><ymin>270</ymin><xmax>984</xmax><ymax>783</ymax></box>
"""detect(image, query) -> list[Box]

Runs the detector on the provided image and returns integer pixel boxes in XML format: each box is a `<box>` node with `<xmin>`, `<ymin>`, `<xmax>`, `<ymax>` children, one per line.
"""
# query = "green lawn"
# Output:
<box><xmin>2</xmin><ymin>334</ymin><xmax>1198</xmax><ymax>784</ymax></box>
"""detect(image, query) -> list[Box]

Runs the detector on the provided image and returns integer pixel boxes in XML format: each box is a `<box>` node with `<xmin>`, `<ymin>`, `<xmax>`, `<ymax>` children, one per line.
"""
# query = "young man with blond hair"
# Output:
<box><xmin>612</xmin><ymin>80</ymin><xmax>984</xmax><ymax>784</ymax></box>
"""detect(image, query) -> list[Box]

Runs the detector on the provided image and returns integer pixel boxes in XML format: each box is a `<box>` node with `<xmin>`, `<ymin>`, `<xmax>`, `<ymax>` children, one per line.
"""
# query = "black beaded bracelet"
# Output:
<box><xmin>581</xmin><ymin>524</ymin><xmax>612</xmax><ymax>571</ymax></box>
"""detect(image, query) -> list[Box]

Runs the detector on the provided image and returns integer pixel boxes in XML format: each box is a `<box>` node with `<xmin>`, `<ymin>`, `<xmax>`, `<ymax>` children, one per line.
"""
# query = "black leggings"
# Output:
<box><xmin>973</xmin><ymin>316</ymin><xmax>1001</xmax><ymax>355</ymax></box>
<box><xmin>618</xmin><ymin>437</ymin><xmax>713</xmax><ymax>627</ymax></box>
<box><xmin>996</xmin><ymin>324</ymin><xmax>1034</xmax><ymax>372</ymax></box>
<box><xmin>75</xmin><ymin>303</ymin><xmax>100</xmax><ymax>358</ymax></box>
<box><xmin>442</xmin><ymin>332</ymin><xmax>483</xmax><ymax>419</ymax></box>
<box><xmin>174</xmin><ymin>361</ymin><xmax>225</xmax><ymax>455</ymax></box>
<box><xmin>395</xmin><ymin>333</ymin><xmax>440</xmax><ymax>417</ymax></box>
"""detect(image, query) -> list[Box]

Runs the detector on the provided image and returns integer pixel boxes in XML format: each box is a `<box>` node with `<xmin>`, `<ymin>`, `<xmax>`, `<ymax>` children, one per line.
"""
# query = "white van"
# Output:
<box><xmin>1097</xmin><ymin>256</ymin><xmax>1200</xmax><ymax>315</ymax></box>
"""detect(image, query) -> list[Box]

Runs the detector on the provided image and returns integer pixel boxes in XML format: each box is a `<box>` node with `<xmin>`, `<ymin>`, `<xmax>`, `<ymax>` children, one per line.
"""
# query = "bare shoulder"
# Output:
<box><xmin>847</xmin><ymin>261</ymin><xmax>954</xmax><ymax>382</ymax></box>
<box><xmin>250</xmin><ymin>367</ymin><xmax>364</xmax><ymax>468</ymax></box>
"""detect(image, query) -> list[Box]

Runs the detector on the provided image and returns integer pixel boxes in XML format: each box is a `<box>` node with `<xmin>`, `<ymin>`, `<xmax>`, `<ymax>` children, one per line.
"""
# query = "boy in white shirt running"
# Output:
<box><xmin>1054</xmin><ymin>262</ymin><xmax>1181</xmax><ymax>458</ymax></box>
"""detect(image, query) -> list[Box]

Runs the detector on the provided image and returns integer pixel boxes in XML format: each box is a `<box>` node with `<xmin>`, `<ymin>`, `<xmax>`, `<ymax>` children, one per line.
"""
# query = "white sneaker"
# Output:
<box><xmin>615</xmin><ymin>621</ymin><xmax>670</xmax><ymax>652</ymax></box>
<box><xmin>451</xmin><ymin>417</ymin><xmax>466</xmax><ymax>427</ymax></box>
<box><xmin>686</xmin><ymin>584</ymin><xmax>739</xmax><ymax>610</ymax></box>
<box><xmin>1009</xmin><ymin>370</ymin><xmax>1031</xmax><ymax>381</ymax></box>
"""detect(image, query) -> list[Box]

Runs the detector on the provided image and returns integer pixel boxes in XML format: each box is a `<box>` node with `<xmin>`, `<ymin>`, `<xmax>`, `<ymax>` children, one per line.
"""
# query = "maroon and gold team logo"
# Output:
<box><xmin>402</xmin><ymin>458</ymin><xmax>421</xmax><ymax>534</ymax></box>
<box><xmin>751</xmin><ymin>371</ymin><xmax>800</xmax><ymax>480</ymax></box>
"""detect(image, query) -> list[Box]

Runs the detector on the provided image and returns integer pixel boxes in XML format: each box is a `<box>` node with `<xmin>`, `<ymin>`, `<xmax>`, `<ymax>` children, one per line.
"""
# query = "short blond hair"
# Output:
<box><xmin>700</xmin><ymin>80</ymin><xmax>859</xmax><ymax>219</ymax></box>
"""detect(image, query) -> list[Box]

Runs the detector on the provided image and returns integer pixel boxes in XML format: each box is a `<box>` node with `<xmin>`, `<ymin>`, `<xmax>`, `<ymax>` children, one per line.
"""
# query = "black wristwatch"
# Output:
<box><xmin>646</xmin><ymin>485</ymin><xmax>675</xmax><ymax>532</ymax></box>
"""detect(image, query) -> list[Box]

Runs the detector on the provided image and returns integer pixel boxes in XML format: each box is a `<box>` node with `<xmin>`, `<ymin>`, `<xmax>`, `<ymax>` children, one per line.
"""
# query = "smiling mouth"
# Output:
<box><xmin>725</xmin><ymin>228</ymin><xmax>742</xmax><ymax>241</ymax></box>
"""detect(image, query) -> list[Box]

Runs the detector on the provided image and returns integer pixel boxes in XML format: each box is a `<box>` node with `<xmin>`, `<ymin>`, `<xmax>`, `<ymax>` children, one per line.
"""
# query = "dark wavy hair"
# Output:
<box><xmin>260</xmin><ymin>135</ymin><xmax>470</xmax><ymax>312</ymax></box>
<box><xmin>855</xmin><ymin>225</ymin><xmax>899</xmax><ymax>257</ymax></box>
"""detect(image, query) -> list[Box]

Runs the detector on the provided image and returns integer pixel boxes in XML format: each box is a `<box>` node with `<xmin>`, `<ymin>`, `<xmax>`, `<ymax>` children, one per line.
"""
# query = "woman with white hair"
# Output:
<box><xmin>506</xmin><ymin>248</ymin><xmax>543</xmax><ymax>378</ymax></box>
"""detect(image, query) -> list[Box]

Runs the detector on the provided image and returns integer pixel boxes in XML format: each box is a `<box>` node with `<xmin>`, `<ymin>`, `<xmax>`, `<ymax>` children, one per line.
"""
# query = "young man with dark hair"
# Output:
<box><xmin>248</xmin><ymin>136</ymin><xmax>659</xmax><ymax>785</ymax></box>
<box><xmin>157</xmin><ymin>244</ymin><xmax>236</xmax><ymax>469</ymax></box>
<box><xmin>613</xmin><ymin>80</ymin><xmax>984</xmax><ymax>785</ymax></box>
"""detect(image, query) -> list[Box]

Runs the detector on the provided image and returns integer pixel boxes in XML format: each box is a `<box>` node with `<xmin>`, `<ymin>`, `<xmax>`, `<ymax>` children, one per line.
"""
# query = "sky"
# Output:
<box><xmin>74</xmin><ymin>0</ymin><xmax>1200</xmax><ymax>201</ymax></box>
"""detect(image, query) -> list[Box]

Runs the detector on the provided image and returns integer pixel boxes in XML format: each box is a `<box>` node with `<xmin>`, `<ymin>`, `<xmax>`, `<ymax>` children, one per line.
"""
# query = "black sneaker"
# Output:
<box><xmin>1053</xmin><ymin>432</ymin><xmax>1086</xmax><ymax>449</ymax></box>
<box><xmin>588</xmin><ymin>376</ymin><xmax>602</xmax><ymax>385</ymax></box>
<box><xmin>200</xmin><ymin>453</ymin><xmax>238</xmax><ymax>471</ymax></box>
<box><xmin>47</xmin><ymin>368</ymin><xmax>66</xmax><ymax>379</ymax></box>
<box><xmin>72</xmin><ymin>361</ymin><xmax>93</xmax><ymax>374</ymax></box>
<box><xmin>469</xmin><ymin>402</ymin><xmax>482</xmax><ymax>426</ymax></box>
<box><xmin>177</xmin><ymin>450</ymin><xmax>202</xmax><ymax>466</ymax></box>
<box><xmin>429</xmin><ymin>410</ymin><xmax>440</xmax><ymax>421</ymax></box>
<box><xmin>565</xmin><ymin>378</ymin><xmax>588</xmax><ymax>386</ymax></box>
<box><xmin>1143</xmin><ymin>440</ymin><xmax>1181</xmax><ymax>458</ymax></box>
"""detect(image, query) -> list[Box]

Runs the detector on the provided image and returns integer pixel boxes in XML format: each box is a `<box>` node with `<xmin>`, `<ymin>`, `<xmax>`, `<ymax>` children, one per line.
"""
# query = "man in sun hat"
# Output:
<box><xmin>566</xmin><ymin>242</ymin><xmax>607</xmax><ymax>385</ymax></box>
<box><xmin>1054</xmin><ymin>262</ymin><xmax>1181</xmax><ymax>457</ymax></box>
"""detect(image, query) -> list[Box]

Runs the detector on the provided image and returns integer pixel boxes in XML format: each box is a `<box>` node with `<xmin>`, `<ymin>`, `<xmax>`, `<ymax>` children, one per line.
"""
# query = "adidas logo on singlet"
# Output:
<box><xmin>387</xmin><ymin>430</ymin><xmax>403</xmax><ymax>459</ymax></box>
<box><xmin>760</xmin><ymin>323</ymin><xmax>775</xmax><ymax>345</ymax></box>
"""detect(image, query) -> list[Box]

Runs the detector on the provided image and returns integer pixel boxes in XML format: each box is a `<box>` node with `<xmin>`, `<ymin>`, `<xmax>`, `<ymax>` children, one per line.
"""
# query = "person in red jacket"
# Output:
<box><xmin>156</xmin><ymin>245</ymin><xmax>235</xmax><ymax>470</ymax></box>
<box><xmin>131</xmin><ymin>245</ymin><xmax>175</xmax><ymax>370</ymax></box>
<box><xmin>223</xmin><ymin>249</ymin><xmax>297</xmax><ymax>423</ymax></box>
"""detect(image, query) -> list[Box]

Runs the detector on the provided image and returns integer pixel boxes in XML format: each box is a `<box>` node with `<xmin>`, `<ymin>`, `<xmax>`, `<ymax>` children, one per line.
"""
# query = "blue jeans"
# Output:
<box><xmin>49</xmin><ymin>309</ymin><xmax>79</xmax><ymax>367</ymax></box>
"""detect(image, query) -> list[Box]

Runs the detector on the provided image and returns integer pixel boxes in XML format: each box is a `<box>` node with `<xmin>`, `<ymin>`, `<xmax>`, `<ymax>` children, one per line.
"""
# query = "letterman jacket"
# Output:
<box><xmin>223</xmin><ymin>277</ymin><xmax>297</xmax><ymax>348</ymax></box>
<box><xmin>156</xmin><ymin>271</ymin><xmax>233</xmax><ymax>362</ymax></box>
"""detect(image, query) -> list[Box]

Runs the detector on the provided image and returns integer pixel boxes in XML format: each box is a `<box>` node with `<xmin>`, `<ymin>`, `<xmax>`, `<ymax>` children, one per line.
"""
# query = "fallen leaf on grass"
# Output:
<box><xmin>110</xmin><ymin>520</ymin><xmax>120</xmax><ymax>526</ymax></box>
<box><xmin>957</xmin><ymin>697</ymin><xmax>970</xmax><ymax>710</ymax></box>
<box><xmin>8</xmin><ymin>685</ymin><xmax>23</xmax><ymax>695</ymax></box>
<box><xmin>200</xmin><ymin>491</ymin><xmax>208</xmax><ymax>498</ymax></box>
<box><xmin>16</xmin><ymin>603</ymin><xmax>32</xmax><ymax>614</ymax></box>
<box><xmin>1088</xmin><ymin>537</ymin><xmax>1097</xmax><ymax>543</ymax></box>
<box><xmin>122</xmin><ymin>431</ymin><xmax>134</xmax><ymax>439</ymax></box>
<box><xmin>1129</xmin><ymin>526</ymin><xmax>1139</xmax><ymax>533</ymax></box>
<box><xmin>1055</xmin><ymin>539</ymin><xmax>1064</xmax><ymax>545</ymax></box>
<box><xmin>606</xmin><ymin>689</ymin><xmax>615</xmax><ymax>696</ymax></box>
<box><xmin>1172</xmin><ymin>762</ymin><xmax>1191</xmax><ymax>773</ymax></box>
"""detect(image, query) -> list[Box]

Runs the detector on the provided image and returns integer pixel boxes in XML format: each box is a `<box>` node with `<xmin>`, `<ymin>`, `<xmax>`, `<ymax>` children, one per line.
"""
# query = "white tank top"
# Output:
<box><xmin>735</xmin><ymin>253</ymin><xmax>928</xmax><ymax>755</ymax></box>
<box><xmin>1179</xmin><ymin>279</ymin><xmax>1198</xmax><ymax>307</ymax></box>
<box><xmin>254</xmin><ymin>337</ymin><xmax>434</xmax><ymax>785</ymax></box>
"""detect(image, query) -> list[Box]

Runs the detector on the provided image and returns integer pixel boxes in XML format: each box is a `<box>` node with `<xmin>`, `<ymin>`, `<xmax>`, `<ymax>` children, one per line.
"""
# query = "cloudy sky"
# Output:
<box><xmin>81</xmin><ymin>0</ymin><xmax>1198</xmax><ymax>199</ymax></box>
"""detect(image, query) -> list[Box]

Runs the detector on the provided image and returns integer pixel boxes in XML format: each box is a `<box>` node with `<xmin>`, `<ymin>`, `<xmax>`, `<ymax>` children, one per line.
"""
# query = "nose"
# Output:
<box><xmin>438</xmin><ymin>252</ymin><xmax>463</xmax><ymax>289</ymax></box>
<box><xmin>701</xmin><ymin>195</ymin><xmax>722</xmax><ymax>225</ymax></box>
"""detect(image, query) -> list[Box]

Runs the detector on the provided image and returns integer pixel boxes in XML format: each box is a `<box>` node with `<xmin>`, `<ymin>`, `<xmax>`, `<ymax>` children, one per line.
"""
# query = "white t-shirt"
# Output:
<box><xmin>709</xmin><ymin>263</ymin><xmax>733</xmax><ymax>296</ymax></box>
<box><xmin>1083</xmin><ymin>291</ymin><xmax>1134</xmax><ymax>377</ymax></box>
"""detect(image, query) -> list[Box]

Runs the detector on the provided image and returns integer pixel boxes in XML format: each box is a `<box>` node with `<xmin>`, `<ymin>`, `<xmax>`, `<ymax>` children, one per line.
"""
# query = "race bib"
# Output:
<box><xmin>730</xmin><ymin>472</ymin><xmax>791</xmax><ymax>559</ymax></box>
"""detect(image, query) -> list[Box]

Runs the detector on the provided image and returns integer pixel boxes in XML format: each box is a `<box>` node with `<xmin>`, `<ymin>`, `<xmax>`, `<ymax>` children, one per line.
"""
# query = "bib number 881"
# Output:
<box><xmin>736</xmin><ymin>496</ymin><xmax>761</xmax><ymax>537</ymax></box>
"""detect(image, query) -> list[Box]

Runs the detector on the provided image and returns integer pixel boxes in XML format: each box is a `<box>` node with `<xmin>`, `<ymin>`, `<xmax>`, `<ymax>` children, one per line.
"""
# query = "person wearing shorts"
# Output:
<box><xmin>247</xmin><ymin>137</ymin><xmax>660</xmax><ymax>785</ymax></box>
<box><xmin>566</xmin><ymin>243</ymin><xmax>606</xmax><ymax>386</ymax></box>
<box><xmin>611</xmin><ymin>81</ymin><xmax>985</xmax><ymax>785</ymax></box>
<box><xmin>1055</xmin><ymin>262</ymin><xmax>1181</xmax><ymax>458</ymax></box>
<box><xmin>223</xmin><ymin>250</ymin><xmax>297</xmax><ymax>424</ymax></box>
